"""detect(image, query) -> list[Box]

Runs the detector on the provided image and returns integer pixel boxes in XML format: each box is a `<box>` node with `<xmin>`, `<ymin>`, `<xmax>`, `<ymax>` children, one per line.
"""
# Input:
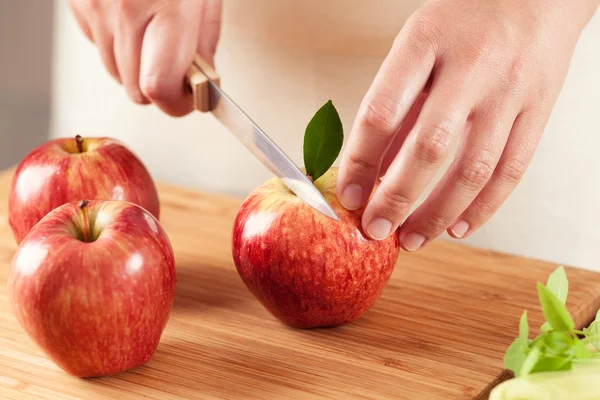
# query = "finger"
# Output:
<box><xmin>67</xmin><ymin>0</ymin><xmax>93</xmax><ymax>42</ymax></box>
<box><xmin>197</xmin><ymin>0</ymin><xmax>223</xmax><ymax>67</ymax></box>
<box><xmin>73</xmin><ymin>0</ymin><xmax>120</xmax><ymax>83</ymax></box>
<box><xmin>139</xmin><ymin>7</ymin><xmax>203</xmax><ymax>117</ymax></box>
<box><xmin>114</xmin><ymin>4</ymin><xmax>152</xmax><ymax>104</ymax></box>
<box><xmin>335</xmin><ymin>24</ymin><xmax>437</xmax><ymax>211</ymax></box>
<box><xmin>398</xmin><ymin>100</ymin><xmax>519</xmax><ymax>250</ymax></box>
<box><xmin>361</xmin><ymin>65</ymin><xmax>479</xmax><ymax>241</ymax></box>
<box><xmin>380</xmin><ymin>91</ymin><xmax>429</xmax><ymax>176</ymax></box>
<box><xmin>447</xmin><ymin>110</ymin><xmax>544</xmax><ymax>238</ymax></box>
<box><xmin>90</xmin><ymin>25</ymin><xmax>120</xmax><ymax>83</ymax></box>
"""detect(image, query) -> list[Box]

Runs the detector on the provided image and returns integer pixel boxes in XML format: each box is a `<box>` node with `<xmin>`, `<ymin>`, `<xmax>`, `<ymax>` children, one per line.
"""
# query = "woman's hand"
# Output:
<box><xmin>67</xmin><ymin>0</ymin><xmax>222</xmax><ymax>116</ymax></box>
<box><xmin>336</xmin><ymin>0</ymin><xmax>598</xmax><ymax>250</ymax></box>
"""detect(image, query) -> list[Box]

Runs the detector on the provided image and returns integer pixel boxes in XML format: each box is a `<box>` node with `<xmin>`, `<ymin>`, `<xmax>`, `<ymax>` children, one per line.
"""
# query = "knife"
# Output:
<box><xmin>185</xmin><ymin>54</ymin><xmax>339</xmax><ymax>221</ymax></box>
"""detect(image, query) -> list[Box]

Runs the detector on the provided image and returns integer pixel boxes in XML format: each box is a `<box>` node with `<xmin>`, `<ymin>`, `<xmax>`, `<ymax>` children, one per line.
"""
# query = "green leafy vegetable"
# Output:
<box><xmin>537</xmin><ymin>282</ymin><xmax>574</xmax><ymax>332</ymax></box>
<box><xmin>583</xmin><ymin>310</ymin><xmax>600</xmax><ymax>350</ymax></box>
<box><xmin>529</xmin><ymin>354</ymin><xmax>572</xmax><ymax>374</ymax></box>
<box><xmin>303</xmin><ymin>100</ymin><xmax>344</xmax><ymax>182</ymax></box>
<box><xmin>573</xmin><ymin>339</ymin><xmax>595</xmax><ymax>359</ymax></box>
<box><xmin>519</xmin><ymin>345</ymin><xmax>542</xmax><ymax>376</ymax></box>
<box><xmin>503</xmin><ymin>311</ymin><xmax>531</xmax><ymax>375</ymax></box>
<box><xmin>503</xmin><ymin>266</ymin><xmax>600</xmax><ymax>380</ymax></box>
<box><xmin>545</xmin><ymin>265</ymin><xmax>568</xmax><ymax>304</ymax></box>
<box><xmin>540</xmin><ymin>331</ymin><xmax>572</xmax><ymax>356</ymax></box>
<box><xmin>503</xmin><ymin>337</ymin><xmax>529</xmax><ymax>376</ymax></box>
<box><xmin>519</xmin><ymin>311</ymin><xmax>529</xmax><ymax>341</ymax></box>
<box><xmin>541</xmin><ymin>266</ymin><xmax>568</xmax><ymax>331</ymax></box>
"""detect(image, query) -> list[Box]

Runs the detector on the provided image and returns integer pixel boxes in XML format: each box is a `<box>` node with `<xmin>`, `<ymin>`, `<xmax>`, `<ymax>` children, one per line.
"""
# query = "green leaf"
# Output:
<box><xmin>583</xmin><ymin>310</ymin><xmax>600</xmax><ymax>333</ymax></box>
<box><xmin>504</xmin><ymin>338</ymin><xmax>529</xmax><ymax>376</ymax></box>
<box><xmin>546</xmin><ymin>266</ymin><xmax>568</xmax><ymax>304</ymax></box>
<box><xmin>499</xmin><ymin>265</ymin><xmax>598</xmax><ymax>382</ymax></box>
<box><xmin>520</xmin><ymin>345</ymin><xmax>542</xmax><ymax>377</ymax></box>
<box><xmin>530</xmin><ymin>355</ymin><xmax>572</xmax><ymax>374</ymax></box>
<box><xmin>573</xmin><ymin>339</ymin><xmax>595</xmax><ymax>359</ymax></box>
<box><xmin>540</xmin><ymin>266</ymin><xmax>568</xmax><ymax>332</ymax></box>
<box><xmin>542</xmin><ymin>331</ymin><xmax>572</xmax><ymax>354</ymax></box>
<box><xmin>519</xmin><ymin>311</ymin><xmax>529</xmax><ymax>341</ymax></box>
<box><xmin>540</xmin><ymin>322</ymin><xmax>552</xmax><ymax>332</ymax></box>
<box><xmin>528</xmin><ymin>334</ymin><xmax>545</xmax><ymax>348</ymax></box>
<box><xmin>303</xmin><ymin>100</ymin><xmax>344</xmax><ymax>182</ymax></box>
<box><xmin>583</xmin><ymin>320</ymin><xmax>600</xmax><ymax>350</ymax></box>
<box><xmin>537</xmin><ymin>282</ymin><xmax>575</xmax><ymax>332</ymax></box>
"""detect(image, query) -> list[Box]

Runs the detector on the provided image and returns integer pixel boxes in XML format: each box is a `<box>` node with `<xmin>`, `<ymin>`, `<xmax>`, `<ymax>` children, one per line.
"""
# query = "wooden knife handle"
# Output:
<box><xmin>186</xmin><ymin>53</ymin><xmax>220</xmax><ymax>112</ymax></box>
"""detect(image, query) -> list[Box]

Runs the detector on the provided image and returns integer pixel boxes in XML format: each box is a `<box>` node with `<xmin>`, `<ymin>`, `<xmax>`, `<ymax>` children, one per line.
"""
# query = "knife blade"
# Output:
<box><xmin>186</xmin><ymin>54</ymin><xmax>339</xmax><ymax>221</ymax></box>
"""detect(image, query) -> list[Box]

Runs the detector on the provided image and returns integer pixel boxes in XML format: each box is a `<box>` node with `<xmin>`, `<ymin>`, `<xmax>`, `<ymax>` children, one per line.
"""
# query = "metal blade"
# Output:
<box><xmin>193</xmin><ymin>61</ymin><xmax>339</xmax><ymax>221</ymax></box>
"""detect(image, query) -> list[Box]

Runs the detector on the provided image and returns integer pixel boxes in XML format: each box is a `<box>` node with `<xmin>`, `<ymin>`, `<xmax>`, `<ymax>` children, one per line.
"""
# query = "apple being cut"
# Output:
<box><xmin>233</xmin><ymin>168</ymin><xmax>399</xmax><ymax>328</ymax></box>
<box><xmin>8</xmin><ymin>135</ymin><xmax>160</xmax><ymax>244</ymax></box>
<box><xmin>232</xmin><ymin>101</ymin><xmax>400</xmax><ymax>328</ymax></box>
<box><xmin>7</xmin><ymin>199</ymin><xmax>176</xmax><ymax>377</ymax></box>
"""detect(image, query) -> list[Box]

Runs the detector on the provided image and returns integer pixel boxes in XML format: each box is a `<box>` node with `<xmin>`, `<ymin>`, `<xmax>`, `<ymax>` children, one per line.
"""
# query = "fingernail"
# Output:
<box><xmin>450</xmin><ymin>220</ymin><xmax>470</xmax><ymax>238</ymax></box>
<box><xmin>366</xmin><ymin>218</ymin><xmax>392</xmax><ymax>240</ymax></box>
<box><xmin>340</xmin><ymin>184</ymin><xmax>364</xmax><ymax>210</ymax></box>
<box><xmin>402</xmin><ymin>233</ymin><xmax>426</xmax><ymax>251</ymax></box>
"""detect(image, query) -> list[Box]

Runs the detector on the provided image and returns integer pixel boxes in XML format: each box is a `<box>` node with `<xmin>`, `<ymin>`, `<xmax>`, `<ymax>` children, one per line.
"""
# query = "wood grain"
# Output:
<box><xmin>1</xmin><ymin>167</ymin><xmax>599</xmax><ymax>399</ymax></box>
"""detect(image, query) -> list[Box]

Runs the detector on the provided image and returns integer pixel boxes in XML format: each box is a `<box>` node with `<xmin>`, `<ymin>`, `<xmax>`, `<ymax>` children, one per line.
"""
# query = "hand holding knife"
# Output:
<box><xmin>185</xmin><ymin>54</ymin><xmax>339</xmax><ymax>221</ymax></box>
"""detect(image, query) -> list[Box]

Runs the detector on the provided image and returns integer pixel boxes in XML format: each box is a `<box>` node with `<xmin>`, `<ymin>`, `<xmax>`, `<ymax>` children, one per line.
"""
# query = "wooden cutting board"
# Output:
<box><xmin>1</xmin><ymin>167</ymin><xmax>600</xmax><ymax>400</ymax></box>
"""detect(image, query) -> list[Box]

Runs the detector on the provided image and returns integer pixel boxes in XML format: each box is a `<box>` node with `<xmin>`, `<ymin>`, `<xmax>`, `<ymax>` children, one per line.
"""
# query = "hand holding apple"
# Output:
<box><xmin>232</xmin><ymin>101</ymin><xmax>400</xmax><ymax>328</ymax></box>
<box><xmin>8</xmin><ymin>135</ymin><xmax>160</xmax><ymax>244</ymax></box>
<box><xmin>7</xmin><ymin>199</ymin><xmax>176</xmax><ymax>377</ymax></box>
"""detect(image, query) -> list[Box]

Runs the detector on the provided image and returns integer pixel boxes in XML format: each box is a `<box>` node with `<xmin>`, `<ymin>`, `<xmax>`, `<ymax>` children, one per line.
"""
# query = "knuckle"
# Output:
<box><xmin>424</xmin><ymin>213</ymin><xmax>451</xmax><ymax>233</ymax></box>
<box><xmin>116</xmin><ymin>0</ymin><xmax>138</xmax><ymax>20</ymax></box>
<box><xmin>140</xmin><ymin>75</ymin><xmax>168</xmax><ymax>102</ymax></box>
<box><xmin>379</xmin><ymin>185</ymin><xmax>413</xmax><ymax>215</ymax></box>
<box><xmin>507</xmin><ymin>58</ymin><xmax>526</xmax><ymax>83</ymax></box>
<box><xmin>462</xmin><ymin>41</ymin><xmax>490</xmax><ymax>68</ymax></box>
<box><xmin>87</xmin><ymin>0</ymin><xmax>101</xmax><ymax>12</ymax></box>
<box><xmin>457</xmin><ymin>153</ymin><xmax>495</xmax><ymax>188</ymax></box>
<box><xmin>347</xmin><ymin>153</ymin><xmax>379</xmax><ymax>177</ymax></box>
<box><xmin>498</xmin><ymin>157</ymin><xmax>527</xmax><ymax>183</ymax></box>
<box><xmin>403</xmin><ymin>14</ymin><xmax>440</xmax><ymax>55</ymax></box>
<box><xmin>359</xmin><ymin>95</ymin><xmax>400</xmax><ymax>136</ymax></box>
<box><xmin>457</xmin><ymin>36</ymin><xmax>501</xmax><ymax>73</ymax></box>
<box><xmin>412</xmin><ymin>123</ymin><xmax>453</xmax><ymax>164</ymax></box>
<box><xmin>471</xmin><ymin>195</ymin><xmax>497</xmax><ymax>217</ymax></box>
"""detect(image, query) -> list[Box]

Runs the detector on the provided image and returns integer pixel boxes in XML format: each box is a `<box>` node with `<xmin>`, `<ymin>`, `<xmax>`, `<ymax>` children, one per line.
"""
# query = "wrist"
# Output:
<box><xmin>551</xmin><ymin>0</ymin><xmax>599</xmax><ymax>33</ymax></box>
<box><xmin>519</xmin><ymin>0</ymin><xmax>599</xmax><ymax>47</ymax></box>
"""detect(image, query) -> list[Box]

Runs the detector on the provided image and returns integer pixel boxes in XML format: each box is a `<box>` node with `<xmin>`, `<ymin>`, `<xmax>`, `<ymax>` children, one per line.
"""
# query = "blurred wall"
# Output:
<box><xmin>0</xmin><ymin>1</ymin><xmax>54</xmax><ymax>170</ymax></box>
<box><xmin>49</xmin><ymin>1</ymin><xmax>600</xmax><ymax>271</ymax></box>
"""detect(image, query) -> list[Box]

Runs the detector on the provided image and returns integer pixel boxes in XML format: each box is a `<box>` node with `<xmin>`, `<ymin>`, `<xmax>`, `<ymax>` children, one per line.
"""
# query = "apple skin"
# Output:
<box><xmin>232</xmin><ymin>167</ymin><xmax>400</xmax><ymax>329</ymax></box>
<box><xmin>7</xmin><ymin>200</ymin><xmax>176</xmax><ymax>377</ymax></box>
<box><xmin>8</xmin><ymin>135</ymin><xmax>160</xmax><ymax>244</ymax></box>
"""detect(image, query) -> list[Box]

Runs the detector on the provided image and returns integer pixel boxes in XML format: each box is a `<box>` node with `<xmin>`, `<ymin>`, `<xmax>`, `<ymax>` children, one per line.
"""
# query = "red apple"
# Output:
<box><xmin>7</xmin><ymin>199</ymin><xmax>176</xmax><ymax>377</ymax></box>
<box><xmin>232</xmin><ymin>167</ymin><xmax>400</xmax><ymax>329</ymax></box>
<box><xmin>8</xmin><ymin>135</ymin><xmax>160</xmax><ymax>244</ymax></box>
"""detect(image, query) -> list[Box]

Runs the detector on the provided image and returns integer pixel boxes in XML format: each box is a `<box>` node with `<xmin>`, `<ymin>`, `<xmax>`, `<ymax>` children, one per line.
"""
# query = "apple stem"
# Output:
<box><xmin>75</xmin><ymin>135</ymin><xmax>84</xmax><ymax>153</ymax></box>
<box><xmin>306</xmin><ymin>173</ymin><xmax>314</xmax><ymax>182</ymax></box>
<box><xmin>79</xmin><ymin>200</ymin><xmax>91</xmax><ymax>242</ymax></box>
